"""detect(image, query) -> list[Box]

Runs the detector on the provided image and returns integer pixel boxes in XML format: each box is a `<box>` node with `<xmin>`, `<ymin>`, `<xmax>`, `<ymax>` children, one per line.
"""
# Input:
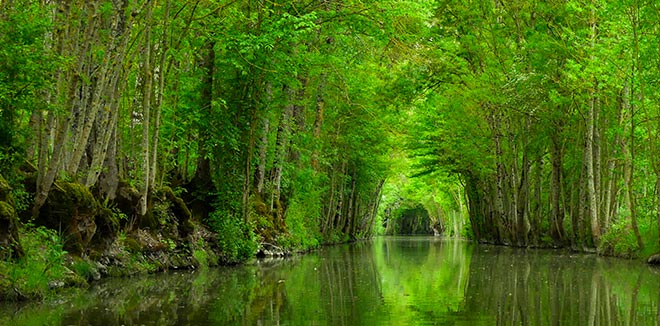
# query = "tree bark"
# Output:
<box><xmin>67</xmin><ymin>0</ymin><xmax>132</xmax><ymax>178</ymax></box>
<box><xmin>311</xmin><ymin>75</ymin><xmax>326</xmax><ymax>171</ymax></box>
<box><xmin>85</xmin><ymin>69</ymin><xmax>123</xmax><ymax>187</ymax></box>
<box><xmin>628</xmin><ymin>1</ymin><xmax>644</xmax><ymax>250</ymax></box>
<box><xmin>489</xmin><ymin>108</ymin><xmax>506</xmax><ymax>243</ymax></box>
<box><xmin>139</xmin><ymin>2</ymin><xmax>154</xmax><ymax>216</ymax></box>
<box><xmin>621</xmin><ymin>78</ymin><xmax>644</xmax><ymax>249</ymax></box>
<box><xmin>243</xmin><ymin>107</ymin><xmax>258</xmax><ymax>222</ymax></box>
<box><xmin>148</xmin><ymin>0</ymin><xmax>172</xmax><ymax>191</ymax></box>
<box><xmin>256</xmin><ymin>116</ymin><xmax>269</xmax><ymax>195</ymax></box>
<box><xmin>586</xmin><ymin>5</ymin><xmax>600</xmax><ymax>245</ymax></box>
<box><xmin>98</xmin><ymin>121</ymin><xmax>119</xmax><ymax>201</ymax></box>
<box><xmin>550</xmin><ymin>131</ymin><xmax>565</xmax><ymax>244</ymax></box>
<box><xmin>272</xmin><ymin>87</ymin><xmax>294</xmax><ymax>210</ymax></box>
<box><xmin>33</xmin><ymin>0</ymin><xmax>79</xmax><ymax>215</ymax></box>
<box><xmin>193</xmin><ymin>40</ymin><xmax>215</xmax><ymax>189</ymax></box>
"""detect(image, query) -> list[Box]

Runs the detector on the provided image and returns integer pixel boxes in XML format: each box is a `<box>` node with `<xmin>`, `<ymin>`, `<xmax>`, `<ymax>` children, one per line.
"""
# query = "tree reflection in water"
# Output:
<box><xmin>1</xmin><ymin>237</ymin><xmax>659</xmax><ymax>325</ymax></box>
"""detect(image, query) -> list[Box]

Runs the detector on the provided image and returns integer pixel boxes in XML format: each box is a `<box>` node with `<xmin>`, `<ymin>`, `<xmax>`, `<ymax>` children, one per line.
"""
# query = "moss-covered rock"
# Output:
<box><xmin>0</xmin><ymin>174</ymin><xmax>12</xmax><ymax>204</ymax></box>
<box><xmin>0</xmin><ymin>174</ymin><xmax>22</xmax><ymax>260</ymax></box>
<box><xmin>0</xmin><ymin>200</ymin><xmax>23</xmax><ymax>260</ymax></box>
<box><xmin>159</xmin><ymin>186</ymin><xmax>193</xmax><ymax>237</ymax></box>
<box><xmin>91</xmin><ymin>207</ymin><xmax>120</xmax><ymax>253</ymax></box>
<box><xmin>648</xmin><ymin>253</ymin><xmax>660</xmax><ymax>265</ymax></box>
<box><xmin>115</xmin><ymin>182</ymin><xmax>141</xmax><ymax>229</ymax></box>
<box><xmin>251</xmin><ymin>194</ymin><xmax>277</xmax><ymax>242</ymax></box>
<box><xmin>124</xmin><ymin>237</ymin><xmax>142</xmax><ymax>253</ymax></box>
<box><xmin>38</xmin><ymin>182</ymin><xmax>99</xmax><ymax>255</ymax></box>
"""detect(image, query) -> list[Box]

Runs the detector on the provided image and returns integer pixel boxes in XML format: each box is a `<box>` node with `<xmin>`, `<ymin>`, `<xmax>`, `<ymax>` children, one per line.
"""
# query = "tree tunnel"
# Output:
<box><xmin>383</xmin><ymin>203</ymin><xmax>437</xmax><ymax>236</ymax></box>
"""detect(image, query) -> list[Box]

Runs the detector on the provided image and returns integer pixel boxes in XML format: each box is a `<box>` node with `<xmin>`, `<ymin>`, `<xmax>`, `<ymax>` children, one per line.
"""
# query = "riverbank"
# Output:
<box><xmin>0</xmin><ymin>159</ymin><xmax>370</xmax><ymax>302</ymax></box>
<box><xmin>0</xmin><ymin>221</ymin><xmax>305</xmax><ymax>301</ymax></box>
<box><xmin>2</xmin><ymin>229</ymin><xmax>657</xmax><ymax>302</ymax></box>
<box><xmin>0</xmin><ymin>173</ymin><xmax>299</xmax><ymax>301</ymax></box>
<box><xmin>0</xmin><ymin>221</ymin><xmax>219</xmax><ymax>301</ymax></box>
<box><xmin>1</xmin><ymin>171</ymin><xmax>655</xmax><ymax>301</ymax></box>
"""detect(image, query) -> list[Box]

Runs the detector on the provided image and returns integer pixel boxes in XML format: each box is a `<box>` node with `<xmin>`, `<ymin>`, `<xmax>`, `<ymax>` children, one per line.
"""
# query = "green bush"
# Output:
<box><xmin>599</xmin><ymin>219</ymin><xmax>640</xmax><ymax>258</ymax></box>
<box><xmin>192</xmin><ymin>237</ymin><xmax>210</xmax><ymax>268</ymax></box>
<box><xmin>278</xmin><ymin>168</ymin><xmax>324</xmax><ymax>250</ymax></box>
<box><xmin>638</xmin><ymin>217</ymin><xmax>660</xmax><ymax>259</ymax></box>
<box><xmin>11</xmin><ymin>187</ymin><xmax>32</xmax><ymax>216</ymax></box>
<box><xmin>71</xmin><ymin>258</ymin><xmax>96</xmax><ymax>281</ymax></box>
<box><xmin>461</xmin><ymin>219</ymin><xmax>475</xmax><ymax>239</ymax></box>
<box><xmin>193</xmin><ymin>248</ymin><xmax>208</xmax><ymax>268</ymax></box>
<box><xmin>0</xmin><ymin>225</ymin><xmax>71</xmax><ymax>300</ymax></box>
<box><xmin>209</xmin><ymin>211</ymin><xmax>258</xmax><ymax>264</ymax></box>
<box><xmin>282</xmin><ymin>198</ymin><xmax>321</xmax><ymax>251</ymax></box>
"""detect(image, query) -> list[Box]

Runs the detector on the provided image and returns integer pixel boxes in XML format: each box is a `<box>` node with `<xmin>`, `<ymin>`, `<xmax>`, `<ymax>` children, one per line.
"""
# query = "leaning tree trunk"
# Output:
<box><xmin>33</xmin><ymin>0</ymin><xmax>80</xmax><ymax>215</ymax></box>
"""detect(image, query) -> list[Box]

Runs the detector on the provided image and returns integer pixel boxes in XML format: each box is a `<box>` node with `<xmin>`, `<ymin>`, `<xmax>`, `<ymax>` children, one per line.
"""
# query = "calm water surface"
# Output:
<box><xmin>1</xmin><ymin>236</ymin><xmax>660</xmax><ymax>325</ymax></box>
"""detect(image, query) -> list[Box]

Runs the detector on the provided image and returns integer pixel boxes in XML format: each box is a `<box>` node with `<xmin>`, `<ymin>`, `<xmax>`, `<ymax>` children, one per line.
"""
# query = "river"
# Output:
<box><xmin>1</xmin><ymin>236</ymin><xmax>659</xmax><ymax>325</ymax></box>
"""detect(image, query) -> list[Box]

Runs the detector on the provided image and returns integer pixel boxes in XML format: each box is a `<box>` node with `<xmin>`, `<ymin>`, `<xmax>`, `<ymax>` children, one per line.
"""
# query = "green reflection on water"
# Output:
<box><xmin>1</xmin><ymin>237</ymin><xmax>659</xmax><ymax>325</ymax></box>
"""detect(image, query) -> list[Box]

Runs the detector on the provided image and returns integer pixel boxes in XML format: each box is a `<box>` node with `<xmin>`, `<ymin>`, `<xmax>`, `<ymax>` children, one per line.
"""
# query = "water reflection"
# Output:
<box><xmin>464</xmin><ymin>246</ymin><xmax>660</xmax><ymax>325</ymax></box>
<box><xmin>1</xmin><ymin>237</ymin><xmax>659</xmax><ymax>325</ymax></box>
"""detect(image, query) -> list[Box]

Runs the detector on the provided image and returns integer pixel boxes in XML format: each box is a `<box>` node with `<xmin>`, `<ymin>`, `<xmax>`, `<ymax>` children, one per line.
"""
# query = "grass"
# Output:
<box><xmin>0</xmin><ymin>225</ymin><xmax>82</xmax><ymax>300</ymax></box>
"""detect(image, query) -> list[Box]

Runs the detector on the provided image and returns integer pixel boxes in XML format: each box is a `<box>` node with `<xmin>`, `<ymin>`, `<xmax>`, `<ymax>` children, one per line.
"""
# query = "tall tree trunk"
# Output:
<box><xmin>343</xmin><ymin>168</ymin><xmax>357</xmax><ymax>237</ymax></box>
<box><xmin>628</xmin><ymin>1</ymin><xmax>645</xmax><ymax>250</ymax></box>
<box><xmin>256</xmin><ymin>116</ymin><xmax>269</xmax><ymax>195</ymax></box>
<box><xmin>333</xmin><ymin>161</ymin><xmax>347</xmax><ymax>233</ymax></box>
<box><xmin>35</xmin><ymin>111</ymin><xmax>53</xmax><ymax>193</ymax></box>
<box><xmin>311</xmin><ymin>75</ymin><xmax>326</xmax><ymax>171</ymax></box>
<box><xmin>193</xmin><ymin>40</ymin><xmax>215</xmax><ymax>189</ymax></box>
<box><xmin>99</xmin><ymin>122</ymin><xmax>119</xmax><ymax>201</ymax></box>
<box><xmin>255</xmin><ymin>83</ymin><xmax>272</xmax><ymax>197</ymax></box>
<box><xmin>34</xmin><ymin>0</ymin><xmax>135</xmax><ymax>214</ymax></box>
<box><xmin>489</xmin><ymin>108</ymin><xmax>506</xmax><ymax>243</ymax></box>
<box><xmin>271</xmin><ymin>86</ymin><xmax>294</xmax><ymax>229</ymax></box>
<box><xmin>243</xmin><ymin>107</ymin><xmax>258</xmax><ymax>222</ymax></box>
<box><xmin>586</xmin><ymin>5</ymin><xmax>600</xmax><ymax>245</ymax></box>
<box><xmin>364</xmin><ymin>179</ymin><xmax>385</xmax><ymax>237</ymax></box>
<box><xmin>516</xmin><ymin>116</ymin><xmax>532</xmax><ymax>245</ymax></box>
<box><xmin>621</xmin><ymin>78</ymin><xmax>644</xmax><ymax>249</ymax></box>
<box><xmin>85</xmin><ymin>71</ymin><xmax>122</xmax><ymax>187</ymax></box>
<box><xmin>139</xmin><ymin>2</ymin><xmax>154</xmax><ymax>216</ymax></box>
<box><xmin>531</xmin><ymin>157</ymin><xmax>543</xmax><ymax>244</ymax></box>
<box><xmin>33</xmin><ymin>0</ymin><xmax>81</xmax><ymax>215</ymax></box>
<box><xmin>550</xmin><ymin>133</ymin><xmax>565</xmax><ymax>244</ymax></box>
<box><xmin>67</xmin><ymin>1</ymin><xmax>132</xmax><ymax>178</ymax></box>
<box><xmin>148</xmin><ymin>0</ymin><xmax>171</xmax><ymax>190</ymax></box>
<box><xmin>273</xmin><ymin>103</ymin><xmax>293</xmax><ymax>204</ymax></box>
<box><xmin>323</xmin><ymin>166</ymin><xmax>338</xmax><ymax>236</ymax></box>
<box><xmin>603</xmin><ymin>87</ymin><xmax>626</xmax><ymax>229</ymax></box>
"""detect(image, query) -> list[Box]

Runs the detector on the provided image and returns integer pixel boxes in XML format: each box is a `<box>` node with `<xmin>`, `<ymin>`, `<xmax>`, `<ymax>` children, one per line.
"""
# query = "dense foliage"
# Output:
<box><xmin>0</xmin><ymin>0</ymin><xmax>426</xmax><ymax>271</ymax></box>
<box><xmin>403</xmin><ymin>0</ymin><xmax>660</xmax><ymax>256</ymax></box>
<box><xmin>3</xmin><ymin>0</ymin><xmax>660</xmax><ymax>294</ymax></box>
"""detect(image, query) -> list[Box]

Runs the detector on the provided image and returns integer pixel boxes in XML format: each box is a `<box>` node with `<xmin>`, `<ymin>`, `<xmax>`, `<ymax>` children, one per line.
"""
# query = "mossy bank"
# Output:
<box><xmin>0</xmin><ymin>176</ymin><xmax>263</xmax><ymax>301</ymax></box>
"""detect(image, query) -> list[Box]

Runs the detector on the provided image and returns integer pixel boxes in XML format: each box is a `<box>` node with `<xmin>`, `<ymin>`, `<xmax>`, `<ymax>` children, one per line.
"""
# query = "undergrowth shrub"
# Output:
<box><xmin>281</xmin><ymin>168</ymin><xmax>323</xmax><ymax>250</ymax></box>
<box><xmin>281</xmin><ymin>198</ymin><xmax>321</xmax><ymax>251</ymax></box>
<box><xmin>209</xmin><ymin>211</ymin><xmax>257</xmax><ymax>264</ymax></box>
<box><xmin>0</xmin><ymin>225</ymin><xmax>71</xmax><ymax>300</ymax></box>
<box><xmin>599</xmin><ymin>219</ymin><xmax>640</xmax><ymax>258</ymax></box>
